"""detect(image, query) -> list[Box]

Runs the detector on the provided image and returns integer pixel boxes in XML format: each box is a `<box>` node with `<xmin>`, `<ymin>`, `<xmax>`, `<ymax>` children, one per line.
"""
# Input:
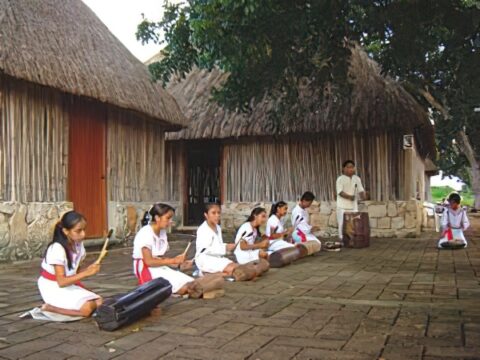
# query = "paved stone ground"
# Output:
<box><xmin>0</xmin><ymin>218</ymin><xmax>479</xmax><ymax>360</ymax></box>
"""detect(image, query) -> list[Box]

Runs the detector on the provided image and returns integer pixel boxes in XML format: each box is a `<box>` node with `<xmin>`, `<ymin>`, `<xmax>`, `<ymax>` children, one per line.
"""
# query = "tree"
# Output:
<box><xmin>137</xmin><ymin>0</ymin><xmax>480</xmax><ymax>208</ymax></box>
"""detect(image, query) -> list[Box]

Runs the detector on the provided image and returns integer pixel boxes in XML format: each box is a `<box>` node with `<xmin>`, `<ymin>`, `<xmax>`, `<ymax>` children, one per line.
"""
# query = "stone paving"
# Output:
<box><xmin>0</xmin><ymin>219</ymin><xmax>479</xmax><ymax>360</ymax></box>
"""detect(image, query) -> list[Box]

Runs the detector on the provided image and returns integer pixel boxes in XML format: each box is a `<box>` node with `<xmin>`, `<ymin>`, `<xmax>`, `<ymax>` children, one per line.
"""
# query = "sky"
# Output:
<box><xmin>82</xmin><ymin>0</ymin><xmax>181</xmax><ymax>63</ymax></box>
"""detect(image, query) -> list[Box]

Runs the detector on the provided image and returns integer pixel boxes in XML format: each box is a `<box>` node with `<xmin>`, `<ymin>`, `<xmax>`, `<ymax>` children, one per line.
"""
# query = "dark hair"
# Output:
<box><xmin>269</xmin><ymin>201</ymin><xmax>287</xmax><ymax>217</ymax></box>
<box><xmin>343</xmin><ymin>160</ymin><xmax>355</xmax><ymax>168</ymax></box>
<box><xmin>142</xmin><ymin>203</ymin><xmax>175</xmax><ymax>226</ymax></box>
<box><xmin>448</xmin><ymin>193</ymin><xmax>461</xmax><ymax>204</ymax></box>
<box><xmin>46</xmin><ymin>211</ymin><xmax>86</xmax><ymax>270</ymax></box>
<box><xmin>204</xmin><ymin>203</ymin><xmax>221</xmax><ymax>214</ymax></box>
<box><xmin>247</xmin><ymin>207</ymin><xmax>266</xmax><ymax>222</ymax></box>
<box><xmin>300</xmin><ymin>191</ymin><xmax>315</xmax><ymax>202</ymax></box>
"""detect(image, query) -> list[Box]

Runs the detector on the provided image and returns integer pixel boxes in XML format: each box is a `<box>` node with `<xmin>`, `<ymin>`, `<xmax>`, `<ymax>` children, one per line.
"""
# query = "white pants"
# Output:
<box><xmin>234</xmin><ymin>249</ymin><xmax>260</xmax><ymax>265</ymax></box>
<box><xmin>337</xmin><ymin>208</ymin><xmax>346</xmax><ymax>239</ymax></box>
<box><xmin>437</xmin><ymin>229</ymin><xmax>468</xmax><ymax>249</ymax></box>
<box><xmin>195</xmin><ymin>254</ymin><xmax>233</xmax><ymax>273</ymax></box>
<box><xmin>267</xmin><ymin>239</ymin><xmax>294</xmax><ymax>254</ymax></box>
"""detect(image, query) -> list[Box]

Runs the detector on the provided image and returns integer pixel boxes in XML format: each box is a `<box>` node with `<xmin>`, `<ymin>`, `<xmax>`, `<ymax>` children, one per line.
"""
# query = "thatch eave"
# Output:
<box><xmin>0</xmin><ymin>0</ymin><xmax>187</xmax><ymax>129</ymax></box>
<box><xmin>165</xmin><ymin>45</ymin><xmax>435</xmax><ymax>158</ymax></box>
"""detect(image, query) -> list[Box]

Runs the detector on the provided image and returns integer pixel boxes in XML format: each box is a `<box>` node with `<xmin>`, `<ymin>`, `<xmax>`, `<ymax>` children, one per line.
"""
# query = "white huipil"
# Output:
<box><xmin>437</xmin><ymin>207</ymin><xmax>470</xmax><ymax>248</ymax></box>
<box><xmin>336</xmin><ymin>174</ymin><xmax>365</xmax><ymax>239</ymax></box>
<box><xmin>291</xmin><ymin>205</ymin><xmax>321</xmax><ymax>243</ymax></box>
<box><xmin>195</xmin><ymin>221</ymin><xmax>233</xmax><ymax>274</ymax></box>
<box><xmin>265</xmin><ymin>215</ymin><xmax>294</xmax><ymax>253</ymax></box>
<box><xmin>132</xmin><ymin>225</ymin><xmax>193</xmax><ymax>293</ymax></box>
<box><xmin>37</xmin><ymin>242</ymin><xmax>99</xmax><ymax>311</ymax></box>
<box><xmin>234</xmin><ymin>222</ymin><xmax>260</xmax><ymax>264</ymax></box>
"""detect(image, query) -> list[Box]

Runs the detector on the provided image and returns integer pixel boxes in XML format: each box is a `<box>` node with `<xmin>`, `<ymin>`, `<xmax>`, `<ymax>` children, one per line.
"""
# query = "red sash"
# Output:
<box><xmin>443</xmin><ymin>227</ymin><xmax>453</xmax><ymax>241</ymax></box>
<box><xmin>296</xmin><ymin>229</ymin><xmax>307</xmax><ymax>243</ymax></box>
<box><xmin>134</xmin><ymin>259</ymin><xmax>152</xmax><ymax>285</ymax></box>
<box><xmin>40</xmin><ymin>269</ymin><xmax>85</xmax><ymax>288</ymax></box>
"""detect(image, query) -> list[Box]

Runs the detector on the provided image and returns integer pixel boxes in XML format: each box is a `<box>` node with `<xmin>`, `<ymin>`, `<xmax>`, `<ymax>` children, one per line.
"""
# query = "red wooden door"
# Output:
<box><xmin>68</xmin><ymin>102</ymin><xmax>107</xmax><ymax>238</ymax></box>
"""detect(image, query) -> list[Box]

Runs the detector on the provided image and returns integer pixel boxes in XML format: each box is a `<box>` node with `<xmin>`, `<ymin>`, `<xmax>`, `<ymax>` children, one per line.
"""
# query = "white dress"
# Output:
<box><xmin>132</xmin><ymin>225</ymin><xmax>193</xmax><ymax>293</ymax></box>
<box><xmin>291</xmin><ymin>205</ymin><xmax>321</xmax><ymax>243</ymax></box>
<box><xmin>234</xmin><ymin>222</ymin><xmax>260</xmax><ymax>264</ymax></box>
<box><xmin>195</xmin><ymin>221</ymin><xmax>233</xmax><ymax>273</ymax></box>
<box><xmin>437</xmin><ymin>207</ymin><xmax>470</xmax><ymax>248</ymax></box>
<box><xmin>265</xmin><ymin>215</ymin><xmax>294</xmax><ymax>253</ymax></box>
<box><xmin>37</xmin><ymin>242</ymin><xmax>99</xmax><ymax>311</ymax></box>
<box><xmin>336</xmin><ymin>174</ymin><xmax>365</xmax><ymax>239</ymax></box>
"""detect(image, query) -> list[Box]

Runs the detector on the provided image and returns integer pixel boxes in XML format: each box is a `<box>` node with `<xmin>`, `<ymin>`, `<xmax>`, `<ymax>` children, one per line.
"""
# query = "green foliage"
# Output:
<box><xmin>431</xmin><ymin>186</ymin><xmax>474</xmax><ymax>206</ymax></box>
<box><xmin>137</xmin><ymin>1</ymin><xmax>480</xmax><ymax>179</ymax></box>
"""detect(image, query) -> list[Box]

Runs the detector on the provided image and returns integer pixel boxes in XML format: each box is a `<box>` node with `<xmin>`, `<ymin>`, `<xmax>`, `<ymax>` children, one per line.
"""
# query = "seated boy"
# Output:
<box><xmin>438</xmin><ymin>193</ymin><xmax>470</xmax><ymax>249</ymax></box>
<box><xmin>291</xmin><ymin>192</ymin><xmax>321</xmax><ymax>245</ymax></box>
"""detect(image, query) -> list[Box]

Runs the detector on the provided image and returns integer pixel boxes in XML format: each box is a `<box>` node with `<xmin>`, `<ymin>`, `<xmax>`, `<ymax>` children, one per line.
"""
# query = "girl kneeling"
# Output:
<box><xmin>266</xmin><ymin>201</ymin><xmax>295</xmax><ymax>253</ymax></box>
<box><xmin>234</xmin><ymin>207</ymin><xmax>270</xmax><ymax>265</ymax></box>
<box><xmin>38</xmin><ymin>211</ymin><xmax>102</xmax><ymax>317</ymax></box>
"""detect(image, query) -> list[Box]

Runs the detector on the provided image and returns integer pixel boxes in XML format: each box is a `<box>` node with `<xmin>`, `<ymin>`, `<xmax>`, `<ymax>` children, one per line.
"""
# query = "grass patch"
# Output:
<box><xmin>431</xmin><ymin>186</ymin><xmax>474</xmax><ymax>206</ymax></box>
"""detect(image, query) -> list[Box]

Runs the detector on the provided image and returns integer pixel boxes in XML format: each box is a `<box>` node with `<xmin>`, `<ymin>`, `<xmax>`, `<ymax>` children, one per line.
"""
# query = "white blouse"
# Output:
<box><xmin>41</xmin><ymin>242</ymin><xmax>85</xmax><ymax>276</ymax></box>
<box><xmin>265</xmin><ymin>215</ymin><xmax>285</xmax><ymax>237</ymax></box>
<box><xmin>291</xmin><ymin>204</ymin><xmax>312</xmax><ymax>234</ymax></box>
<box><xmin>132</xmin><ymin>225</ymin><xmax>169</xmax><ymax>259</ymax></box>
<box><xmin>195</xmin><ymin>221</ymin><xmax>227</xmax><ymax>257</ymax></box>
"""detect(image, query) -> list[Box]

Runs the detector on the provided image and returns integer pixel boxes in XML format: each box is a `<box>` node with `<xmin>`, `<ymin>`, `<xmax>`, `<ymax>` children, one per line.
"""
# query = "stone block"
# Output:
<box><xmin>377</xmin><ymin>217</ymin><xmax>391</xmax><ymax>229</ymax></box>
<box><xmin>233</xmin><ymin>216</ymin><xmax>246</xmax><ymax>228</ymax></box>
<box><xmin>320</xmin><ymin>202</ymin><xmax>332</xmax><ymax>215</ymax></box>
<box><xmin>391</xmin><ymin>216</ymin><xmax>405</xmax><ymax>229</ymax></box>
<box><xmin>0</xmin><ymin>202</ymin><xmax>16</xmax><ymax>215</ymax></box>
<box><xmin>405</xmin><ymin>212</ymin><xmax>416</xmax><ymax>229</ymax></box>
<box><xmin>369</xmin><ymin>218</ymin><xmax>378</xmax><ymax>228</ymax></box>
<box><xmin>406</xmin><ymin>200</ymin><xmax>418</xmax><ymax>211</ymax></box>
<box><xmin>9</xmin><ymin>205</ymin><xmax>27</xmax><ymax>246</ymax></box>
<box><xmin>387</xmin><ymin>202</ymin><xmax>398</xmax><ymax>217</ymax></box>
<box><xmin>368</xmin><ymin>204</ymin><xmax>387</xmax><ymax>218</ymax></box>
<box><xmin>328</xmin><ymin>212</ymin><xmax>338</xmax><ymax>227</ymax></box>
<box><xmin>397</xmin><ymin>202</ymin><xmax>407</xmax><ymax>215</ymax></box>
<box><xmin>310</xmin><ymin>213</ymin><xmax>328</xmax><ymax>228</ymax></box>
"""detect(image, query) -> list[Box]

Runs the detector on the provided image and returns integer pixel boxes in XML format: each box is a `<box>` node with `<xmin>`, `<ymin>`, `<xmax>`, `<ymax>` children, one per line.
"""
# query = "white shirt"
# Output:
<box><xmin>336</xmin><ymin>174</ymin><xmax>365</xmax><ymax>210</ymax></box>
<box><xmin>291</xmin><ymin>204</ymin><xmax>312</xmax><ymax>234</ymax></box>
<box><xmin>41</xmin><ymin>242</ymin><xmax>85</xmax><ymax>276</ymax></box>
<box><xmin>132</xmin><ymin>225</ymin><xmax>169</xmax><ymax>259</ymax></box>
<box><xmin>195</xmin><ymin>221</ymin><xmax>227</xmax><ymax>257</ymax></box>
<box><xmin>441</xmin><ymin>207</ymin><xmax>470</xmax><ymax>230</ymax></box>
<box><xmin>234</xmin><ymin>222</ymin><xmax>257</xmax><ymax>255</ymax></box>
<box><xmin>265</xmin><ymin>215</ymin><xmax>285</xmax><ymax>237</ymax></box>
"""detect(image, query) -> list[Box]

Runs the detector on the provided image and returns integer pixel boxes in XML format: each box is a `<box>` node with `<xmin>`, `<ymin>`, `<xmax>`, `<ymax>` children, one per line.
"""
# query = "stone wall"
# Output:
<box><xmin>0</xmin><ymin>202</ymin><xmax>73</xmax><ymax>262</ymax></box>
<box><xmin>108</xmin><ymin>201</ymin><xmax>182</xmax><ymax>242</ymax></box>
<box><xmin>221</xmin><ymin>200</ymin><xmax>427</xmax><ymax>238</ymax></box>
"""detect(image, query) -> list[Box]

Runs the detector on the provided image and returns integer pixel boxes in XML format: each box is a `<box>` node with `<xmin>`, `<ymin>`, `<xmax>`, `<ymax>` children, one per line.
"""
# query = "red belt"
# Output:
<box><xmin>40</xmin><ymin>269</ymin><xmax>85</xmax><ymax>288</ymax></box>
<box><xmin>134</xmin><ymin>259</ymin><xmax>152</xmax><ymax>285</ymax></box>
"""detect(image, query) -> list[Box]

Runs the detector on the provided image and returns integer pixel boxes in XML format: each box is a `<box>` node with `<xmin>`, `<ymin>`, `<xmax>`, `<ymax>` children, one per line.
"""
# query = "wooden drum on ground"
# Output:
<box><xmin>343</xmin><ymin>212</ymin><xmax>370</xmax><ymax>248</ymax></box>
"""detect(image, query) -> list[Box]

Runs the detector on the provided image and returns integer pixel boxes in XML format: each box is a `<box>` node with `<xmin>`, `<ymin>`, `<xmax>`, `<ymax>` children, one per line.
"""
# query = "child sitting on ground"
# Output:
<box><xmin>438</xmin><ymin>193</ymin><xmax>470</xmax><ymax>249</ymax></box>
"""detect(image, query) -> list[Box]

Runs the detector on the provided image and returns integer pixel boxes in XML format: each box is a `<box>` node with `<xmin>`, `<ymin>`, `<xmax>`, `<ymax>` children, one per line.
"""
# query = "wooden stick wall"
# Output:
<box><xmin>0</xmin><ymin>77</ymin><xmax>68</xmax><ymax>202</ymax></box>
<box><xmin>223</xmin><ymin>131</ymin><xmax>404</xmax><ymax>202</ymax></box>
<box><xmin>107</xmin><ymin>109</ymin><xmax>166</xmax><ymax>202</ymax></box>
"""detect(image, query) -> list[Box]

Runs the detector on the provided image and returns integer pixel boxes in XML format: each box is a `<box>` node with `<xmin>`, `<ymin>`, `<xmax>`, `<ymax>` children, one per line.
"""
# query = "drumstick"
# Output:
<box><xmin>182</xmin><ymin>240</ymin><xmax>193</xmax><ymax>256</ymax></box>
<box><xmin>95</xmin><ymin>229</ymin><xmax>114</xmax><ymax>265</ymax></box>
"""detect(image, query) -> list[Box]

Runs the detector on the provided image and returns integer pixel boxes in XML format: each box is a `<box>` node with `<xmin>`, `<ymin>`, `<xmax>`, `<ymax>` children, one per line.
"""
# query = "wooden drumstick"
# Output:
<box><xmin>182</xmin><ymin>240</ymin><xmax>193</xmax><ymax>256</ymax></box>
<box><xmin>95</xmin><ymin>229</ymin><xmax>114</xmax><ymax>265</ymax></box>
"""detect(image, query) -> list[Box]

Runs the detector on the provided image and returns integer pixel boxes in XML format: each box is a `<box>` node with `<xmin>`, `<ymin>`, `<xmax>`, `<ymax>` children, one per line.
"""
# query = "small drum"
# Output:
<box><xmin>269</xmin><ymin>247</ymin><xmax>303</xmax><ymax>268</ymax></box>
<box><xmin>300</xmin><ymin>240</ymin><xmax>321</xmax><ymax>255</ymax></box>
<box><xmin>343</xmin><ymin>212</ymin><xmax>370</xmax><ymax>248</ymax></box>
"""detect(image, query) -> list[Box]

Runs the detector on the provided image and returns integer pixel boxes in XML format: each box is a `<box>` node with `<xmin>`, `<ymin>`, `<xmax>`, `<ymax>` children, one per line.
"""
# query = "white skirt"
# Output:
<box><xmin>234</xmin><ymin>249</ymin><xmax>260</xmax><ymax>265</ymax></box>
<box><xmin>38</xmin><ymin>277</ymin><xmax>99</xmax><ymax>311</ymax></box>
<box><xmin>196</xmin><ymin>254</ymin><xmax>232</xmax><ymax>273</ymax></box>
<box><xmin>438</xmin><ymin>229</ymin><xmax>467</xmax><ymax>248</ymax></box>
<box><xmin>133</xmin><ymin>262</ymin><xmax>193</xmax><ymax>293</ymax></box>
<box><xmin>268</xmin><ymin>239</ymin><xmax>294</xmax><ymax>254</ymax></box>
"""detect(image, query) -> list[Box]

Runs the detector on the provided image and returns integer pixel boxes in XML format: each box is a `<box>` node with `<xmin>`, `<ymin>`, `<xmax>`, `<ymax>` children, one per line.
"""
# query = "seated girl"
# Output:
<box><xmin>132</xmin><ymin>203</ymin><xmax>195</xmax><ymax>295</ymax></box>
<box><xmin>234</xmin><ymin>207</ymin><xmax>270</xmax><ymax>265</ymax></box>
<box><xmin>195</xmin><ymin>203</ymin><xmax>238</xmax><ymax>276</ymax></box>
<box><xmin>265</xmin><ymin>201</ymin><xmax>295</xmax><ymax>253</ymax></box>
<box><xmin>438</xmin><ymin>193</ymin><xmax>470</xmax><ymax>249</ymax></box>
<box><xmin>38</xmin><ymin>211</ymin><xmax>102</xmax><ymax>317</ymax></box>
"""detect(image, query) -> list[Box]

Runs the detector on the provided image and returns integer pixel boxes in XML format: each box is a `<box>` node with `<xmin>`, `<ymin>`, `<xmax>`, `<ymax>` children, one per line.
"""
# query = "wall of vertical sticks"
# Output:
<box><xmin>223</xmin><ymin>132</ymin><xmax>406</xmax><ymax>202</ymax></box>
<box><xmin>0</xmin><ymin>76</ymin><xmax>69</xmax><ymax>202</ymax></box>
<box><xmin>107</xmin><ymin>109</ymin><xmax>166</xmax><ymax>202</ymax></box>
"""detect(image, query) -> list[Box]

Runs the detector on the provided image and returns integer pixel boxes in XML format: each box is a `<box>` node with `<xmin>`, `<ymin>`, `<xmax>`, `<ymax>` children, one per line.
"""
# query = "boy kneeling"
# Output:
<box><xmin>438</xmin><ymin>193</ymin><xmax>470</xmax><ymax>249</ymax></box>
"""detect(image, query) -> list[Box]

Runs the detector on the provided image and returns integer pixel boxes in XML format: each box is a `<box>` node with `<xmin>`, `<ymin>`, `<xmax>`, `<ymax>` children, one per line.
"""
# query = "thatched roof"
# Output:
<box><xmin>0</xmin><ymin>0</ymin><xmax>186</xmax><ymax>129</ymax></box>
<box><xmin>166</xmin><ymin>45</ymin><xmax>434</xmax><ymax>157</ymax></box>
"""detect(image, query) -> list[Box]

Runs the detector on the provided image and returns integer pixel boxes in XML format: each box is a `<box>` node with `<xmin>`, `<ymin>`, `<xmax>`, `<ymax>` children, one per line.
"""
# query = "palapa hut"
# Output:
<box><xmin>162</xmin><ymin>46</ymin><xmax>436</xmax><ymax>237</ymax></box>
<box><xmin>0</xmin><ymin>0</ymin><xmax>186</xmax><ymax>261</ymax></box>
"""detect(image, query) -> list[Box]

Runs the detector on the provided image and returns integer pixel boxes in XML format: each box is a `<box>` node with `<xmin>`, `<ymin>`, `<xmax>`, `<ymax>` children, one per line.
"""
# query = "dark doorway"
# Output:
<box><xmin>185</xmin><ymin>141</ymin><xmax>221</xmax><ymax>226</ymax></box>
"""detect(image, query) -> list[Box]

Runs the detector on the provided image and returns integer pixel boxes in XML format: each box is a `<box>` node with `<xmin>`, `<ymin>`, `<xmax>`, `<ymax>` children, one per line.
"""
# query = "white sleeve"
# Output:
<box><xmin>235</xmin><ymin>224</ymin><xmax>249</xmax><ymax>244</ymax></box>
<box><xmin>463</xmin><ymin>211</ymin><xmax>470</xmax><ymax>230</ymax></box>
<box><xmin>46</xmin><ymin>243</ymin><xmax>67</xmax><ymax>266</ymax></box>
<box><xmin>136</xmin><ymin>231</ymin><xmax>153</xmax><ymax>251</ymax></box>
<box><xmin>356</xmin><ymin>176</ymin><xmax>365</xmax><ymax>193</ymax></box>
<box><xmin>265</xmin><ymin>217</ymin><xmax>277</xmax><ymax>237</ymax></box>
<box><xmin>441</xmin><ymin>209</ymin><xmax>449</xmax><ymax>229</ymax></box>
<box><xmin>291</xmin><ymin>207</ymin><xmax>300</xmax><ymax>227</ymax></box>
<box><xmin>196</xmin><ymin>225</ymin><xmax>226</xmax><ymax>256</ymax></box>
<box><xmin>336</xmin><ymin>177</ymin><xmax>344</xmax><ymax>195</ymax></box>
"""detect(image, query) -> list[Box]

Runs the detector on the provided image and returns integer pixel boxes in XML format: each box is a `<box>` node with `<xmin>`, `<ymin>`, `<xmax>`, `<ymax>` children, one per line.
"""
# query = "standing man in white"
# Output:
<box><xmin>336</xmin><ymin>160</ymin><xmax>366</xmax><ymax>242</ymax></box>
